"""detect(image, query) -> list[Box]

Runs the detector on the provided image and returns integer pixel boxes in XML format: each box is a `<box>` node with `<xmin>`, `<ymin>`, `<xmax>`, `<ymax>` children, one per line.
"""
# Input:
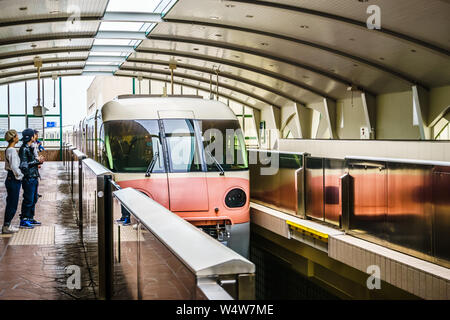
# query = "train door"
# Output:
<box><xmin>160</xmin><ymin>117</ymin><xmax>209</xmax><ymax>212</ymax></box>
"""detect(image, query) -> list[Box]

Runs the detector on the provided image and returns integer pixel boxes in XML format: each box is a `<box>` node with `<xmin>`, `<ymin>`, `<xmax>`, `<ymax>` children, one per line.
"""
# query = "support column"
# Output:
<box><xmin>361</xmin><ymin>92</ymin><xmax>376</xmax><ymax>139</ymax></box>
<box><xmin>412</xmin><ymin>85</ymin><xmax>430</xmax><ymax>140</ymax></box>
<box><xmin>59</xmin><ymin>77</ymin><xmax>63</xmax><ymax>160</ymax></box>
<box><xmin>294</xmin><ymin>103</ymin><xmax>313</xmax><ymax>139</ymax></box>
<box><xmin>323</xmin><ymin>98</ymin><xmax>337</xmax><ymax>139</ymax></box>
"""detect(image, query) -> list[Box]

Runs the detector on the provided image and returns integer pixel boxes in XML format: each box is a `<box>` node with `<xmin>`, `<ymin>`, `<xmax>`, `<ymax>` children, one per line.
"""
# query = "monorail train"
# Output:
<box><xmin>71</xmin><ymin>95</ymin><xmax>250</xmax><ymax>257</ymax></box>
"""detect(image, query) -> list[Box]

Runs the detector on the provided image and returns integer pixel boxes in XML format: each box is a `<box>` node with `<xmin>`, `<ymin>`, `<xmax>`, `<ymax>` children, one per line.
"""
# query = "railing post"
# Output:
<box><xmin>97</xmin><ymin>174</ymin><xmax>114</xmax><ymax>300</ymax></box>
<box><xmin>340</xmin><ymin>173</ymin><xmax>353</xmax><ymax>231</ymax></box>
<box><xmin>78</xmin><ymin>156</ymin><xmax>85</xmax><ymax>232</ymax></box>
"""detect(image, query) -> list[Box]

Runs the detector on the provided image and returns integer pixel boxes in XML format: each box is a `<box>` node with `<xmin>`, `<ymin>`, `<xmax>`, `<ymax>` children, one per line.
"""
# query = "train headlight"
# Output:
<box><xmin>225</xmin><ymin>188</ymin><xmax>246</xmax><ymax>208</ymax></box>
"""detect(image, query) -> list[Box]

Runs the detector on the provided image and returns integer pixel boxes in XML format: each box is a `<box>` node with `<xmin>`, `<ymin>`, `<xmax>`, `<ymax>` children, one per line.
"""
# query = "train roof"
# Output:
<box><xmin>101</xmin><ymin>96</ymin><xmax>238</xmax><ymax>122</ymax></box>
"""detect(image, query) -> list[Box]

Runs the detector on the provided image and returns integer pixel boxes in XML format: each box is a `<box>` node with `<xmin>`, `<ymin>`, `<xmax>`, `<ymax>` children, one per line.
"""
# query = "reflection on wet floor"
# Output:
<box><xmin>0</xmin><ymin>162</ymin><xmax>96</xmax><ymax>300</ymax></box>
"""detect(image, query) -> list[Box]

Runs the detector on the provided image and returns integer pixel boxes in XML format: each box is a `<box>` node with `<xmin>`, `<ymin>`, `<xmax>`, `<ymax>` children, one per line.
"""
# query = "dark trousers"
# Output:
<box><xmin>4</xmin><ymin>172</ymin><xmax>21</xmax><ymax>226</ymax></box>
<box><xmin>31</xmin><ymin>180</ymin><xmax>39</xmax><ymax>219</ymax></box>
<box><xmin>20</xmin><ymin>177</ymin><xmax>38</xmax><ymax>221</ymax></box>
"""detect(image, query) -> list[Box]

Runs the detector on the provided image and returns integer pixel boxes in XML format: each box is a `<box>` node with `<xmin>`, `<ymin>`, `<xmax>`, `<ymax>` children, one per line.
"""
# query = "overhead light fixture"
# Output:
<box><xmin>300</xmin><ymin>25</ymin><xmax>309</xmax><ymax>29</ymax></box>
<box><xmin>246</xmin><ymin>15</ymin><xmax>254</xmax><ymax>18</ymax></box>
<box><xmin>215</xmin><ymin>34</ymin><xmax>222</xmax><ymax>37</ymax></box>
<box><xmin>193</xmin><ymin>48</ymin><xmax>199</xmax><ymax>51</ymax></box>
<box><xmin>260</xmin><ymin>42</ymin><xmax>269</xmax><ymax>46</ymax></box>
<box><xmin>31</xmin><ymin>44</ymin><xmax>37</xmax><ymax>48</ymax></box>
<box><xmin>210</xmin><ymin>16</ymin><xmax>220</xmax><ymax>20</ymax></box>
<box><xmin>26</xmin><ymin>28</ymin><xmax>33</xmax><ymax>32</ymax></box>
<box><xmin>19</xmin><ymin>6</ymin><xmax>27</xmax><ymax>11</ymax></box>
<box><xmin>49</xmin><ymin>10</ymin><xmax>60</xmax><ymax>14</ymax></box>
<box><xmin>225</xmin><ymin>4</ymin><xmax>235</xmax><ymax>8</ymax></box>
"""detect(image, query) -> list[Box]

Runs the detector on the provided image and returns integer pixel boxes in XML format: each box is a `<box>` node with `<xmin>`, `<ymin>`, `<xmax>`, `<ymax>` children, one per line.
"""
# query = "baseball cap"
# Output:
<box><xmin>4</xmin><ymin>129</ymin><xmax>17</xmax><ymax>142</ymax></box>
<box><xmin>21</xmin><ymin>128</ymin><xmax>35</xmax><ymax>142</ymax></box>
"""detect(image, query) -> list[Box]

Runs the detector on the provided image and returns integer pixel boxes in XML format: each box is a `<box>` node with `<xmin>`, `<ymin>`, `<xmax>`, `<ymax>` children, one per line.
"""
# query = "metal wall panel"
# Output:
<box><xmin>432</xmin><ymin>167</ymin><xmax>450</xmax><ymax>262</ymax></box>
<box><xmin>324</xmin><ymin>159</ymin><xmax>346</xmax><ymax>226</ymax></box>
<box><xmin>386</xmin><ymin>163</ymin><xmax>433</xmax><ymax>256</ymax></box>
<box><xmin>305</xmin><ymin>157</ymin><xmax>324</xmax><ymax>221</ymax></box>
<box><xmin>347</xmin><ymin>160</ymin><xmax>387</xmax><ymax>238</ymax></box>
<box><xmin>249</xmin><ymin>150</ymin><xmax>303</xmax><ymax>216</ymax></box>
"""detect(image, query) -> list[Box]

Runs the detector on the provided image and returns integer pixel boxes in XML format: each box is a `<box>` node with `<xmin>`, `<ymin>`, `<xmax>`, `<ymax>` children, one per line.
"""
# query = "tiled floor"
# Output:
<box><xmin>0</xmin><ymin>162</ymin><xmax>96</xmax><ymax>300</ymax></box>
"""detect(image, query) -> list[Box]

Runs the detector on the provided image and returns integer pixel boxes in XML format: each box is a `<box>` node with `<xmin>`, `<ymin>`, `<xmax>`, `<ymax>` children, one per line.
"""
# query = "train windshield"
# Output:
<box><xmin>200</xmin><ymin>119</ymin><xmax>248</xmax><ymax>171</ymax></box>
<box><xmin>162</xmin><ymin>119</ymin><xmax>203</xmax><ymax>173</ymax></box>
<box><xmin>103</xmin><ymin>120</ymin><xmax>165</xmax><ymax>173</ymax></box>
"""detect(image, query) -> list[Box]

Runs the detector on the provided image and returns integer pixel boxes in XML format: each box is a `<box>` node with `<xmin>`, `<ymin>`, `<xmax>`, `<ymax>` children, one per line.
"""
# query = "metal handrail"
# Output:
<box><xmin>113</xmin><ymin>188</ymin><xmax>255</xmax><ymax>277</ymax></box>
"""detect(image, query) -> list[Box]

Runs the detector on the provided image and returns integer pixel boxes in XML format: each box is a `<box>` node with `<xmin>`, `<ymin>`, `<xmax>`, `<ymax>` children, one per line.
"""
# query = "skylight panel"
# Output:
<box><xmin>106</xmin><ymin>0</ymin><xmax>161</xmax><ymax>13</ymax></box>
<box><xmin>99</xmin><ymin>22</ymin><xmax>145</xmax><ymax>32</ymax></box>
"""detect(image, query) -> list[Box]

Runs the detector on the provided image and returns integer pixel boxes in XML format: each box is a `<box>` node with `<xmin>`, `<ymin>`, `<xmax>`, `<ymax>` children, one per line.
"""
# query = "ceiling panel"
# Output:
<box><xmin>256</xmin><ymin>0</ymin><xmax>450</xmax><ymax>51</ymax></box>
<box><xmin>0</xmin><ymin>0</ymin><xmax>108</xmax><ymax>22</ymax></box>
<box><xmin>0</xmin><ymin>52</ymin><xmax>89</xmax><ymax>66</ymax></box>
<box><xmin>164</xmin><ymin>1</ymin><xmax>450</xmax><ymax>88</ymax></box>
<box><xmin>145</xmin><ymin>25</ymin><xmax>413</xmax><ymax>94</ymax></box>
<box><xmin>0</xmin><ymin>38</ymin><xmax>94</xmax><ymax>56</ymax></box>
<box><xmin>132</xmin><ymin>45</ymin><xmax>350</xmax><ymax>99</ymax></box>
<box><xmin>126</xmin><ymin>51</ymin><xmax>342</xmax><ymax>103</ymax></box>
<box><xmin>0</xmin><ymin>70</ymin><xmax>83</xmax><ymax>85</ymax></box>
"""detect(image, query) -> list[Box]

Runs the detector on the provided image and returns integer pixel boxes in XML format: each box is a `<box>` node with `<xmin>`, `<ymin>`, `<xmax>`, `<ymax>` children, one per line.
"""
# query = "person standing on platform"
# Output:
<box><xmin>18</xmin><ymin>128</ymin><xmax>44</xmax><ymax>229</ymax></box>
<box><xmin>2</xmin><ymin>130</ymin><xmax>23</xmax><ymax>234</ymax></box>
<box><xmin>32</xmin><ymin>130</ymin><xmax>44</xmax><ymax>199</ymax></box>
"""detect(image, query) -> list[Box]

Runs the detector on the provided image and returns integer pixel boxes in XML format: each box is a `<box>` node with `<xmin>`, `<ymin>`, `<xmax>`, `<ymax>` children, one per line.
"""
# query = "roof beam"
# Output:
<box><xmin>0</xmin><ymin>12</ymin><xmax>161</xmax><ymax>29</ymax></box>
<box><xmin>0</xmin><ymin>66</ymin><xmax>84</xmax><ymax>80</ymax></box>
<box><xmin>121</xmin><ymin>61</ymin><xmax>310</xmax><ymax>105</ymax></box>
<box><xmin>161</xmin><ymin>19</ymin><xmax>427</xmax><ymax>89</ymax></box>
<box><xmin>119</xmin><ymin>65</ymin><xmax>283</xmax><ymax>108</ymax></box>
<box><xmin>128</xmin><ymin>53</ymin><xmax>336</xmax><ymax>99</ymax></box>
<box><xmin>0</xmin><ymin>34</ymin><xmax>94</xmax><ymax>47</ymax></box>
<box><xmin>0</xmin><ymin>48</ymin><xmax>90</xmax><ymax>60</ymax></box>
<box><xmin>224</xmin><ymin>0</ymin><xmax>449</xmax><ymax>57</ymax></box>
<box><xmin>0</xmin><ymin>57</ymin><xmax>87</xmax><ymax>72</ymax></box>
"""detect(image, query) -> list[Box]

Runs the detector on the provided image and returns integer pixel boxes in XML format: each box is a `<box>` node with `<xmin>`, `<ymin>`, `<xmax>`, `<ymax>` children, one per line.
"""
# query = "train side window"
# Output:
<box><xmin>162</xmin><ymin>119</ymin><xmax>203</xmax><ymax>173</ymax></box>
<box><xmin>103</xmin><ymin>120</ymin><xmax>165</xmax><ymax>173</ymax></box>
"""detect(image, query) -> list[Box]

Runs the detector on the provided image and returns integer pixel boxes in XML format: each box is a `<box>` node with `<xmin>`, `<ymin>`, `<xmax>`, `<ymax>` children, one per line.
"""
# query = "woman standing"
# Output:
<box><xmin>2</xmin><ymin>129</ymin><xmax>23</xmax><ymax>234</ymax></box>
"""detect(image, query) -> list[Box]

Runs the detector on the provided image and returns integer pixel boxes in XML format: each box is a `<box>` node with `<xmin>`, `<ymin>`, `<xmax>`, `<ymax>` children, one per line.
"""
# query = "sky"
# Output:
<box><xmin>61</xmin><ymin>76</ymin><xmax>94</xmax><ymax>127</ymax></box>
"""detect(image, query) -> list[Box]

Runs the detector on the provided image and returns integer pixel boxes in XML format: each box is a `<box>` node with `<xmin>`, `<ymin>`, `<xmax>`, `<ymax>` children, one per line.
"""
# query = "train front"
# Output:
<box><xmin>100</xmin><ymin>98</ymin><xmax>250</xmax><ymax>257</ymax></box>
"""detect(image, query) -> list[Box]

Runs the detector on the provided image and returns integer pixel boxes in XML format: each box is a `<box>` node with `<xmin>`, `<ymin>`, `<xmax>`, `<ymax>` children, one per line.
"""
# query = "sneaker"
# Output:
<box><xmin>115</xmin><ymin>217</ymin><xmax>125</xmax><ymax>224</ymax></box>
<box><xmin>29</xmin><ymin>219</ymin><xmax>41</xmax><ymax>226</ymax></box>
<box><xmin>122</xmin><ymin>217</ymin><xmax>131</xmax><ymax>226</ymax></box>
<box><xmin>2</xmin><ymin>226</ymin><xmax>19</xmax><ymax>234</ymax></box>
<box><xmin>20</xmin><ymin>220</ymin><xmax>34</xmax><ymax>229</ymax></box>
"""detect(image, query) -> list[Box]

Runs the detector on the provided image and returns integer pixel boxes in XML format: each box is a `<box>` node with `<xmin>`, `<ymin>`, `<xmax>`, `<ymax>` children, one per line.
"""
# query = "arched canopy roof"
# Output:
<box><xmin>0</xmin><ymin>0</ymin><xmax>449</xmax><ymax>109</ymax></box>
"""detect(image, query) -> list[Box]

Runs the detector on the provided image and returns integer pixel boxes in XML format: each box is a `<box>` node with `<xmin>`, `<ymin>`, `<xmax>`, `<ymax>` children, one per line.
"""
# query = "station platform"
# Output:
<box><xmin>0</xmin><ymin>162</ymin><xmax>96</xmax><ymax>300</ymax></box>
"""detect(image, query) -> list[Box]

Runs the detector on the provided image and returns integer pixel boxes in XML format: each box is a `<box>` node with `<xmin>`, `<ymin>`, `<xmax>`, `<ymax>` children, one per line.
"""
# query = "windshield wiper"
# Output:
<box><xmin>205</xmin><ymin>150</ymin><xmax>225</xmax><ymax>176</ymax></box>
<box><xmin>145</xmin><ymin>151</ymin><xmax>159</xmax><ymax>177</ymax></box>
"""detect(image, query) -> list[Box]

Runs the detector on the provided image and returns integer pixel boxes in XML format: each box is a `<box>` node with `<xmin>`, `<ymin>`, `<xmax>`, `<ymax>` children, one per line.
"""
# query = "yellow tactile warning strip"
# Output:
<box><xmin>114</xmin><ymin>224</ymin><xmax>146</xmax><ymax>242</ymax></box>
<box><xmin>8</xmin><ymin>226</ymin><xmax>55</xmax><ymax>245</ymax></box>
<box><xmin>286</xmin><ymin>220</ymin><xmax>329</xmax><ymax>243</ymax></box>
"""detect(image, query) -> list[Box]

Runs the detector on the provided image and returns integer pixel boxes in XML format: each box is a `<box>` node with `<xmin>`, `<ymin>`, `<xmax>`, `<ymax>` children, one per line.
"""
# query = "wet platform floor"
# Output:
<box><xmin>0</xmin><ymin>162</ymin><xmax>96</xmax><ymax>300</ymax></box>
